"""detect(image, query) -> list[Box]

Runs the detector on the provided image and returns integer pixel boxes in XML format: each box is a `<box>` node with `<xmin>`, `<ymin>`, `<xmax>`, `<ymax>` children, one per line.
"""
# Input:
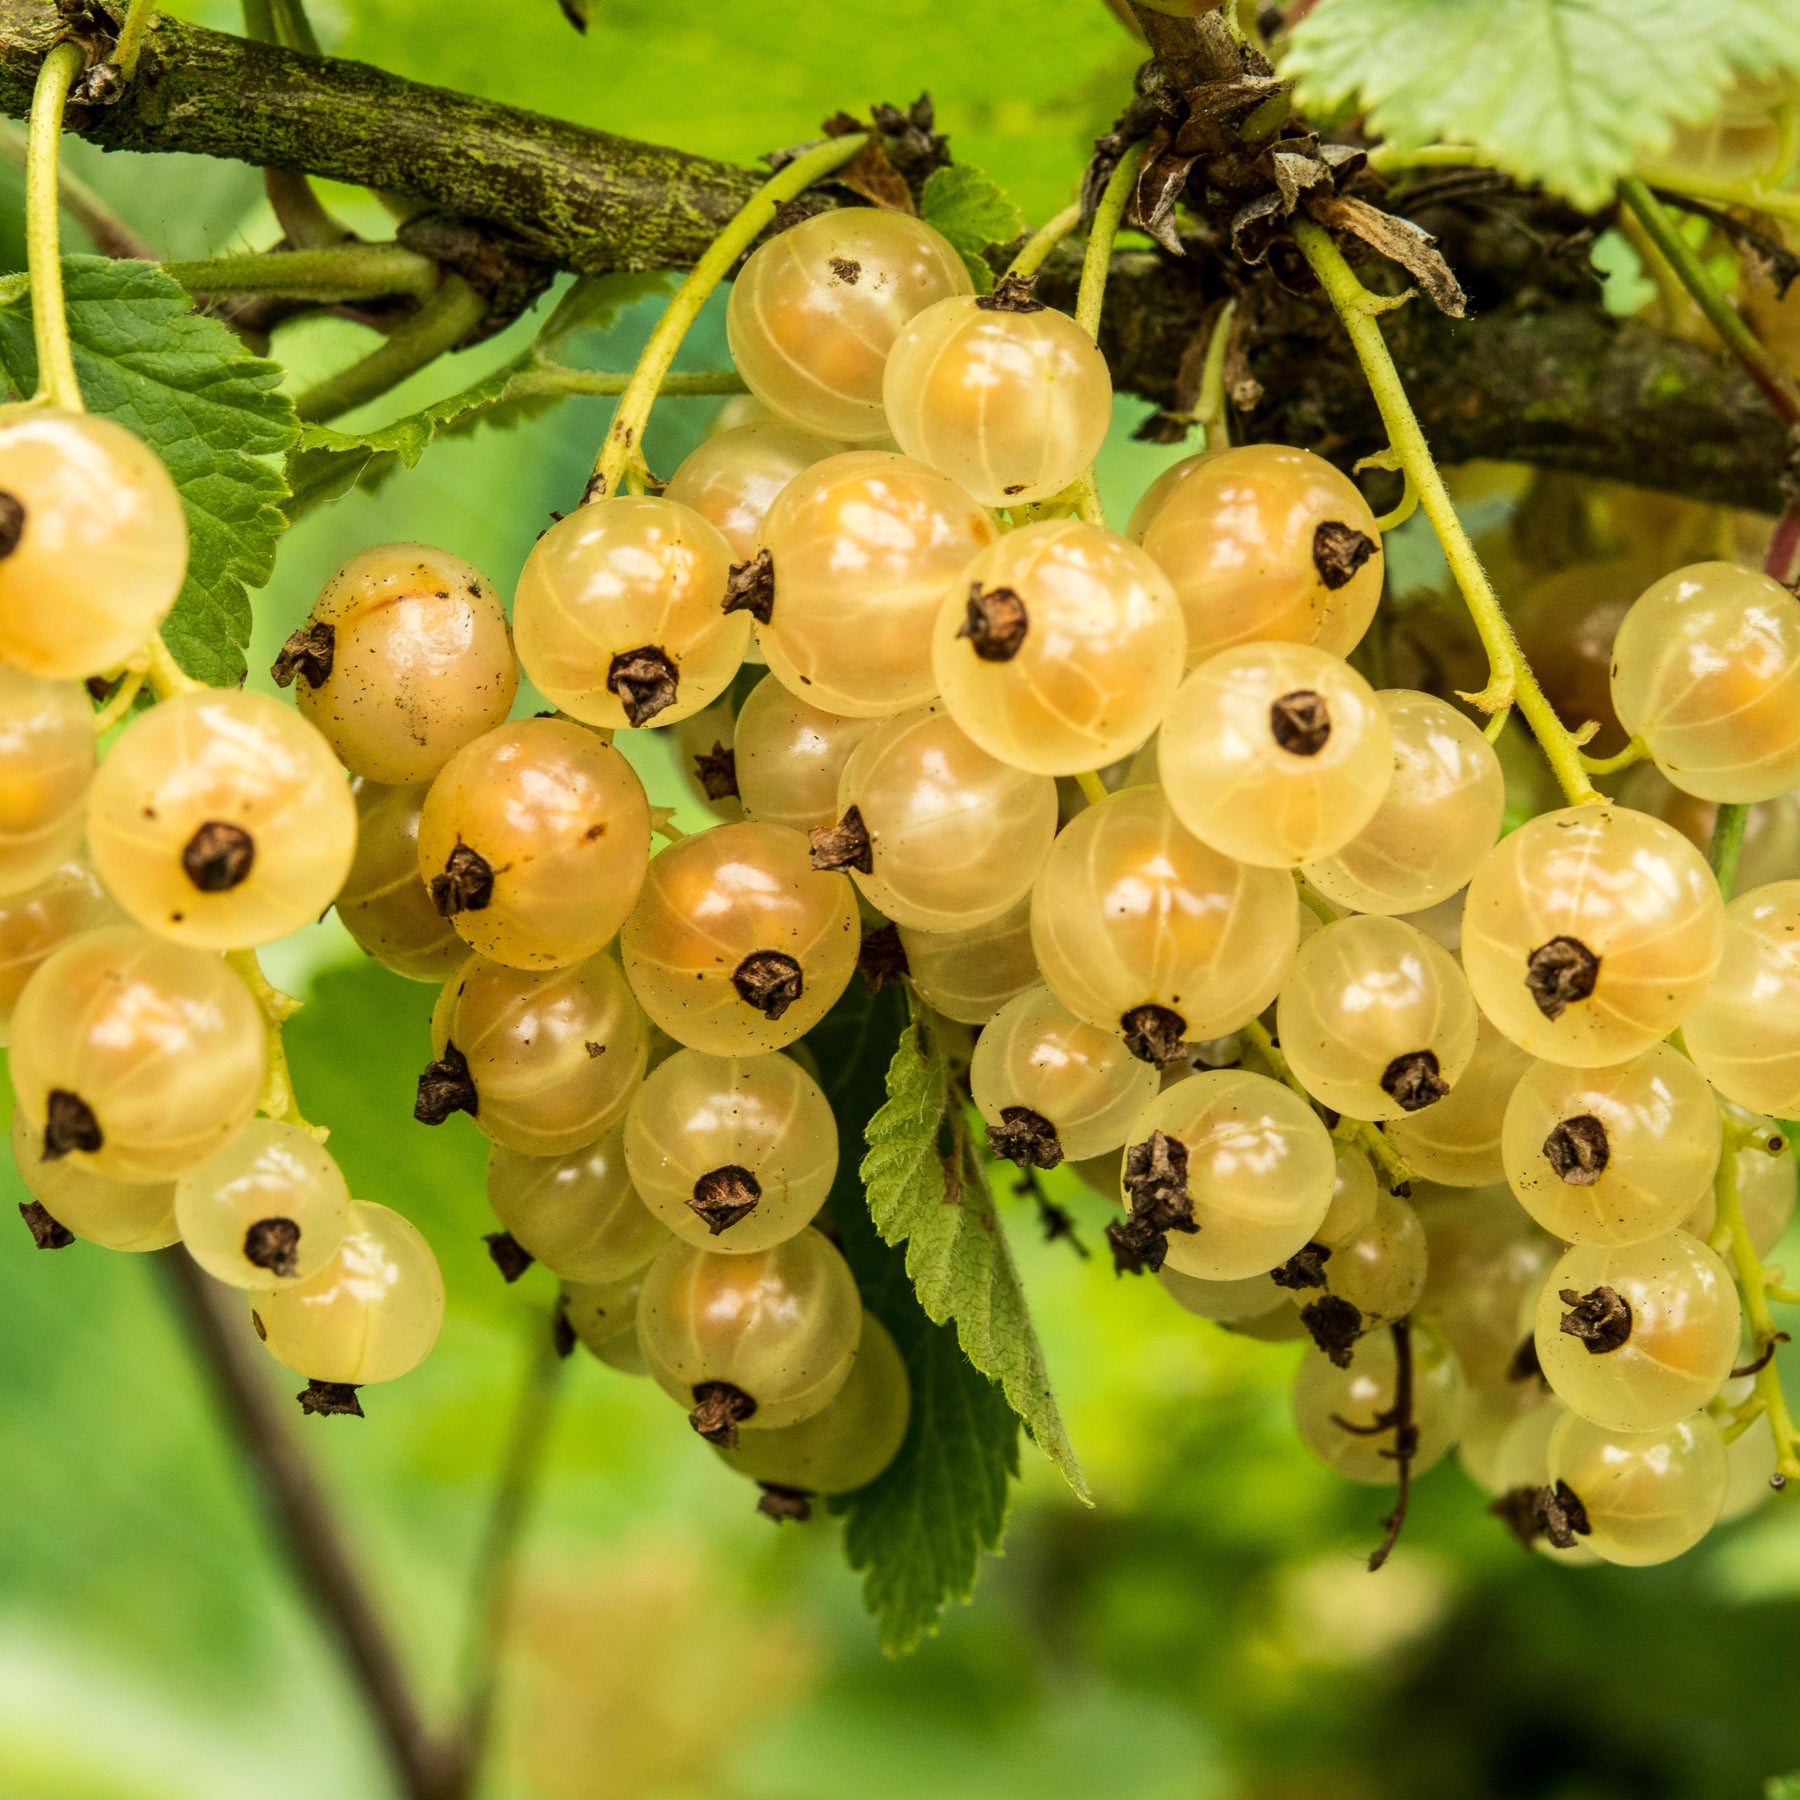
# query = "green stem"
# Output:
<box><xmin>1006</xmin><ymin>202</ymin><xmax>1081</xmax><ymax>281</ymax></box>
<box><xmin>113</xmin><ymin>0</ymin><xmax>161</xmax><ymax>78</ymax></box>
<box><xmin>269</xmin><ymin>0</ymin><xmax>321</xmax><ymax>54</ymax></box>
<box><xmin>1291</xmin><ymin>218</ymin><xmax>1600</xmax><ymax>808</ymax></box>
<box><xmin>266</xmin><ymin>168</ymin><xmax>354</xmax><ymax>249</ymax></box>
<box><xmin>225</xmin><ymin>949</ymin><xmax>325</xmax><ymax>1139</ymax></box>
<box><xmin>1635</xmin><ymin>163</ymin><xmax>1800</xmax><ymax>232</ymax></box>
<box><xmin>24</xmin><ymin>39</ymin><xmax>83</xmax><ymax>411</ymax></box>
<box><xmin>590</xmin><ymin>131</ymin><xmax>868</xmax><ymax>497</ymax></box>
<box><xmin>294</xmin><ymin>273</ymin><xmax>485</xmax><ymax>424</ymax></box>
<box><xmin>1618</xmin><ymin>177</ymin><xmax>1800</xmax><ymax>428</ymax></box>
<box><xmin>509</xmin><ymin>364</ymin><xmax>744</xmax><ymax>401</ymax></box>
<box><xmin>162</xmin><ymin>242</ymin><xmax>440</xmax><ymax>303</ymax></box>
<box><xmin>240</xmin><ymin>0</ymin><xmax>276</xmax><ymax>40</ymax></box>
<box><xmin>1578</xmin><ymin>734</ymin><xmax>1650</xmax><ymax>777</ymax></box>
<box><xmin>1075</xmin><ymin>142</ymin><xmax>1142</xmax><ymax>341</ymax></box>
<box><xmin>1709</xmin><ymin>802</ymin><xmax>1749</xmax><ymax>901</ymax></box>
<box><xmin>1195</xmin><ymin>297</ymin><xmax>1235</xmax><ymax>450</ymax></box>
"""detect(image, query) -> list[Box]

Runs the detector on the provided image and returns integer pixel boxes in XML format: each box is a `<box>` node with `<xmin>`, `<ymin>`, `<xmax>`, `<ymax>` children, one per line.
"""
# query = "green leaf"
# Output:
<box><xmin>0</xmin><ymin>257</ymin><xmax>299</xmax><ymax>686</ymax></box>
<box><xmin>862</xmin><ymin>997</ymin><xmax>1089</xmax><ymax>1503</ymax></box>
<box><xmin>812</xmin><ymin>981</ymin><xmax>1019</xmax><ymax>1657</ymax></box>
<box><xmin>1287</xmin><ymin>0</ymin><xmax>1800</xmax><ymax>210</ymax></box>
<box><xmin>922</xmin><ymin>164</ymin><xmax>1027</xmax><ymax>294</ymax></box>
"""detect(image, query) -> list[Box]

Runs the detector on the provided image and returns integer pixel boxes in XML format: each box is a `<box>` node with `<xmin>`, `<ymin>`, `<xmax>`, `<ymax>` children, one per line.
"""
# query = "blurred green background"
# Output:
<box><xmin>0</xmin><ymin>2</ymin><xmax>1796</xmax><ymax>1796</ymax></box>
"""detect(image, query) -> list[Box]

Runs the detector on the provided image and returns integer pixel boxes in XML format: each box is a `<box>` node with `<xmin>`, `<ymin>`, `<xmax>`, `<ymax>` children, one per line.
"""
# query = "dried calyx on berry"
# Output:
<box><xmin>1559</xmin><ymin>1284</ymin><xmax>1632</xmax><ymax>1354</ymax></box>
<box><xmin>42</xmin><ymin>1088</ymin><xmax>102</xmax><ymax>1161</ymax></box>
<box><xmin>430</xmin><ymin>843</ymin><xmax>494</xmax><ymax>917</ymax></box>
<box><xmin>1108</xmin><ymin>1129</ymin><xmax>1195</xmax><ymax>1273</ymax></box>
<box><xmin>857</xmin><ymin>924</ymin><xmax>908</xmax><ymax>993</ymax></box>
<box><xmin>1311</xmin><ymin>520</ymin><xmax>1377</xmax><ymax>590</ymax></box>
<box><xmin>1269</xmin><ymin>689</ymin><xmax>1331</xmax><ymax>756</ymax></box>
<box><xmin>1543</xmin><ymin>1114</ymin><xmax>1609</xmax><ymax>1184</ymax></box>
<box><xmin>1299</xmin><ymin>1293</ymin><xmax>1363</xmax><ymax>1367</ymax></box>
<box><xmin>958</xmin><ymin>584</ymin><xmax>1030</xmax><ymax>661</ymax></box>
<box><xmin>721</xmin><ymin>550</ymin><xmax>775</xmax><ymax>625</ymax></box>
<box><xmin>689</xmin><ymin>1164</ymin><xmax>762</xmax><ymax>1235</ymax></box>
<box><xmin>182</xmin><ymin>820</ymin><xmax>256</xmax><ymax>894</ymax></box>
<box><xmin>732</xmin><ymin>950</ymin><xmax>805</xmax><ymax>1020</ymax></box>
<box><xmin>415</xmin><ymin>1043</ymin><xmax>479</xmax><ymax>1125</ymax></box>
<box><xmin>271</xmin><ymin>620</ymin><xmax>336</xmax><ymax>690</ymax></box>
<box><xmin>1526</xmin><ymin>935</ymin><xmax>1600</xmax><ymax>1021</ymax></box>
<box><xmin>1379</xmin><ymin>1049</ymin><xmax>1448</xmax><ymax>1112</ymax></box>
<box><xmin>1271</xmin><ymin>1241</ymin><xmax>1331</xmax><ymax>1289</ymax></box>
<box><xmin>18</xmin><ymin>1200</ymin><xmax>73</xmax><ymax>1250</ymax></box>
<box><xmin>809</xmin><ymin>806</ymin><xmax>873</xmax><ymax>875</ymax></box>
<box><xmin>986</xmin><ymin>1105</ymin><xmax>1063</xmax><ymax>1171</ymax></box>
<box><xmin>484</xmin><ymin>1230</ymin><xmax>535</xmax><ymax>1281</ymax></box>
<box><xmin>693</xmin><ymin>742</ymin><xmax>738</xmax><ymax>801</ymax></box>
<box><xmin>606</xmin><ymin>645</ymin><xmax>681</xmax><ymax>726</ymax></box>
<box><xmin>298</xmin><ymin>1379</ymin><xmax>365</xmax><ymax>1418</ymax></box>
<box><xmin>689</xmin><ymin>1379</ymin><xmax>757</xmax><ymax>1447</ymax></box>
<box><xmin>243</xmin><ymin>1216</ymin><xmax>301</xmax><ymax>1279</ymax></box>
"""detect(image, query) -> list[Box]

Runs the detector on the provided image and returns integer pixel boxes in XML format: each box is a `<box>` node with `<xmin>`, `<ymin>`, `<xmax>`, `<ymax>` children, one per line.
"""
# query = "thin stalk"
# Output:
<box><xmin>507</xmin><ymin>364</ymin><xmax>744</xmax><ymax>401</ymax></box>
<box><xmin>1291</xmin><ymin>218</ymin><xmax>1601</xmax><ymax>807</ymax></box>
<box><xmin>1006</xmin><ymin>202</ymin><xmax>1082</xmax><ymax>281</ymax></box>
<box><xmin>145</xmin><ymin>634</ymin><xmax>206</xmax><ymax>700</ymax></box>
<box><xmin>1195</xmin><ymin>297</ymin><xmax>1235</xmax><ymax>451</ymax></box>
<box><xmin>1076</xmin><ymin>142</ymin><xmax>1143</xmax><ymax>341</ymax></box>
<box><xmin>270</xmin><ymin>0</ymin><xmax>321</xmax><ymax>54</ymax></box>
<box><xmin>90</xmin><ymin>668</ymin><xmax>145</xmax><ymax>733</ymax></box>
<box><xmin>240</xmin><ymin>0</ymin><xmax>276</xmax><ymax>40</ymax></box>
<box><xmin>113</xmin><ymin>0</ymin><xmax>162</xmax><ymax>78</ymax></box>
<box><xmin>1634</xmin><ymin>164</ymin><xmax>1800</xmax><ymax>233</ymax></box>
<box><xmin>294</xmin><ymin>273</ymin><xmax>485</xmax><ymax>424</ymax></box>
<box><xmin>266</xmin><ymin>169</ymin><xmax>355</xmax><ymax>249</ymax></box>
<box><xmin>1073</xmin><ymin>769</ymin><xmax>1109</xmax><ymax>807</ymax></box>
<box><xmin>162</xmin><ymin>242</ymin><xmax>440</xmax><ymax>303</ymax></box>
<box><xmin>1710</xmin><ymin>803</ymin><xmax>1749</xmax><ymax>900</ymax></box>
<box><xmin>1578</xmin><ymin>735</ymin><xmax>1650</xmax><ymax>778</ymax></box>
<box><xmin>590</xmin><ymin>132</ymin><xmax>869</xmax><ymax>497</ymax></box>
<box><xmin>24</xmin><ymin>40</ymin><xmax>84</xmax><ymax>411</ymax></box>
<box><xmin>226</xmin><ymin>948</ymin><xmax>326</xmax><ymax>1140</ymax></box>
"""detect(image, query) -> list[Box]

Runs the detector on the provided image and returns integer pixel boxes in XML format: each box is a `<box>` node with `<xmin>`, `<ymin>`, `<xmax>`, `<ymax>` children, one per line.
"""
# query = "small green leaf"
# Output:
<box><xmin>0</xmin><ymin>257</ymin><xmax>299</xmax><ymax>686</ymax></box>
<box><xmin>922</xmin><ymin>164</ymin><xmax>1027</xmax><ymax>294</ymax></box>
<box><xmin>812</xmin><ymin>981</ymin><xmax>1019</xmax><ymax>1657</ymax></box>
<box><xmin>862</xmin><ymin>997</ymin><xmax>1089</xmax><ymax>1503</ymax></box>
<box><xmin>1288</xmin><ymin>0</ymin><xmax>1800</xmax><ymax>210</ymax></box>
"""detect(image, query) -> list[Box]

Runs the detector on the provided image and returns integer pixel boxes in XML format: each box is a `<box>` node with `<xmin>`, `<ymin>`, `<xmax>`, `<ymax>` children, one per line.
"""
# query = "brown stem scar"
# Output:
<box><xmin>1526</xmin><ymin>936</ymin><xmax>1599</xmax><ymax>1020</ymax></box>
<box><xmin>1270</xmin><ymin>689</ymin><xmax>1331</xmax><ymax>755</ymax></box>
<box><xmin>1558</xmin><ymin>1284</ymin><xmax>1632</xmax><ymax>1353</ymax></box>
<box><xmin>271</xmin><ymin>619</ymin><xmax>336</xmax><ymax>688</ymax></box>
<box><xmin>689</xmin><ymin>1379</ymin><xmax>757</xmax><ymax>1446</ymax></box>
<box><xmin>958</xmin><ymin>584</ymin><xmax>1029</xmax><ymax>661</ymax></box>
<box><xmin>689</xmin><ymin>1164</ymin><xmax>762</xmax><ymax>1234</ymax></box>
<box><xmin>1544</xmin><ymin>1114</ymin><xmax>1609</xmax><ymax>1185</ymax></box>
<box><xmin>182</xmin><ymin>820</ymin><xmax>256</xmax><ymax>893</ymax></box>
<box><xmin>985</xmin><ymin>1105</ymin><xmax>1064</xmax><ymax>1170</ymax></box>
<box><xmin>606</xmin><ymin>645</ymin><xmax>680</xmax><ymax>725</ymax></box>
<box><xmin>809</xmin><ymin>805</ymin><xmax>873</xmax><ymax>874</ymax></box>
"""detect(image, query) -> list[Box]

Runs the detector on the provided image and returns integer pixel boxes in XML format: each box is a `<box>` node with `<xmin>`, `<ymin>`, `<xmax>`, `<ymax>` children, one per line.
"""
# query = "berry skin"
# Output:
<box><xmin>664</xmin><ymin>422</ymin><xmax>845</xmax><ymax>561</ymax></box>
<box><xmin>623</xmin><ymin>1048</ymin><xmax>838</xmax><ymax>1253</ymax></box>
<box><xmin>636</xmin><ymin>1225</ymin><xmax>863</xmax><ymax>1435</ymax></box>
<box><xmin>285</xmin><ymin>543</ymin><xmax>517</xmax><ymax>785</ymax></box>
<box><xmin>1303</xmin><ymin>1191</ymin><xmax>1430</xmax><ymax>1344</ymax></box>
<box><xmin>1533</xmin><ymin>1232</ymin><xmax>1739</xmax><ymax>1433</ymax></box>
<box><xmin>8</xmin><ymin>1109</ymin><xmax>178</xmax><ymax>1251</ymax></box>
<box><xmin>1276</xmin><ymin>915</ymin><xmax>1480</xmax><ymax>1122</ymax></box>
<box><xmin>87</xmin><ymin>689</ymin><xmax>357</xmax><ymax>952</ymax></box>
<box><xmin>0</xmin><ymin>666</ymin><xmax>95</xmax><ymax>897</ymax></box>
<box><xmin>1291</xmin><ymin>1321</ymin><xmax>1465</xmax><ymax>1484</ymax></box>
<box><xmin>1546</xmin><ymin>1410</ymin><xmax>1727</xmax><ymax>1566</ymax></box>
<box><xmin>562</xmin><ymin>1272</ymin><xmax>653</xmax><ymax>1375</ymax></box>
<box><xmin>726</xmin><ymin>210</ymin><xmax>972</xmax><ymax>442</ymax></box>
<box><xmin>1314</xmin><ymin>1144</ymin><xmax>1380</xmax><ymax>1249</ymax></box>
<box><xmin>1384</xmin><ymin>1017</ymin><xmax>1532</xmax><ymax>1189</ymax></box>
<box><xmin>971</xmin><ymin>985</ymin><xmax>1160</xmax><ymax>1166</ymax></box>
<box><xmin>251</xmin><ymin>1200</ymin><xmax>445</xmax><ymax>1391</ymax></box>
<box><xmin>1132</xmin><ymin>1069</ymin><xmax>1337</xmax><ymax>1282</ymax></box>
<box><xmin>929</xmin><ymin>519</ymin><xmax>1188</xmax><ymax>777</ymax></box>
<box><xmin>0</xmin><ymin>859</ymin><xmax>119</xmax><ymax>1043</ymax></box>
<box><xmin>1682</xmin><ymin>878</ymin><xmax>1800</xmax><ymax>1116</ymax></box>
<box><xmin>335</xmin><ymin>781</ymin><xmax>467</xmax><ymax>983</ymax></box>
<box><xmin>833</xmin><ymin>703</ymin><xmax>1058</xmax><ymax>931</ymax></box>
<box><xmin>733</xmin><ymin>674</ymin><xmax>881</xmax><ymax>836</ymax></box>
<box><xmin>1610</xmin><ymin>560</ymin><xmax>1800</xmax><ymax>803</ymax></box>
<box><xmin>513</xmin><ymin>496</ymin><xmax>747</xmax><ymax>730</ymax></box>
<box><xmin>1159</xmin><ymin>642</ymin><xmax>1393</xmax><ymax>868</ymax></box>
<box><xmin>417</xmin><ymin>718</ymin><xmax>651</xmax><ymax>971</ymax></box>
<box><xmin>1030</xmin><ymin>785</ymin><xmax>1298</xmax><ymax>1055</ymax></box>
<box><xmin>1300</xmin><ymin>690</ymin><xmax>1506</xmax><ymax>915</ymax></box>
<box><xmin>10</xmin><ymin>924</ymin><xmax>265</xmax><ymax>1183</ymax></box>
<box><xmin>1132</xmin><ymin>445</ymin><xmax>1385</xmax><ymax>665</ymax></box>
<box><xmin>620</xmin><ymin>821</ymin><xmax>859</xmax><ymax>1055</ymax></box>
<box><xmin>487</xmin><ymin>1124</ymin><xmax>669</xmax><ymax>1284</ymax></box>
<box><xmin>1157</xmin><ymin>1263</ymin><xmax>1289</xmax><ymax>1324</ymax></box>
<box><xmin>716</xmin><ymin>1313</ymin><xmax>911</xmax><ymax>1499</ymax></box>
<box><xmin>1500</xmin><ymin>1045</ymin><xmax>1721</xmax><ymax>1246</ymax></box>
<box><xmin>896</xmin><ymin>893</ymin><xmax>1040</xmax><ymax>1027</ymax></box>
<box><xmin>429</xmin><ymin>949</ymin><xmax>649</xmax><ymax>1157</ymax></box>
<box><xmin>1461</xmin><ymin>804</ymin><xmax>1724</xmax><ymax>1067</ymax></box>
<box><xmin>174</xmin><ymin>1119</ymin><xmax>353</xmax><ymax>1290</ymax></box>
<box><xmin>0</xmin><ymin>408</ymin><xmax>187</xmax><ymax>681</ymax></box>
<box><xmin>756</xmin><ymin>451</ymin><xmax>998</xmax><ymax>718</ymax></box>
<box><xmin>882</xmin><ymin>290</ymin><xmax>1112</xmax><ymax>506</ymax></box>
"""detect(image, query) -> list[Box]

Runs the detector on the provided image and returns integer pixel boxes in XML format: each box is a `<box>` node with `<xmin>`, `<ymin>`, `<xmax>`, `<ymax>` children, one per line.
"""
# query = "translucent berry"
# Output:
<box><xmin>1546</xmin><ymin>1409</ymin><xmax>1727</xmax><ymax>1566</ymax></box>
<box><xmin>561</xmin><ymin>1271</ymin><xmax>651</xmax><ymax>1375</ymax></box>
<box><xmin>971</xmin><ymin>985</ymin><xmax>1161</xmax><ymax>1167</ymax></box>
<box><xmin>1157</xmin><ymin>1263</ymin><xmax>1289</xmax><ymax>1324</ymax></box>
<box><xmin>424</xmin><ymin>949</ymin><xmax>649</xmax><ymax>1156</ymax></box>
<box><xmin>9</xmin><ymin>1108</ymin><xmax>178</xmax><ymax>1251</ymax></box>
<box><xmin>1292</xmin><ymin>1321</ymin><xmax>1465</xmax><ymax>1484</ymax></box>
<box><xmin>487</xmin><ymin>1124</ymin><xmax>668</xmax><ymax>1283</ymax></box>
<box><xmin>1533</xmin><ymin>1232</ymin><xmax>1739</xmax><ymax>1432</ymax></box>
<box><xmin>1461</xmin><ymin>805</ymin><xmax>1724</xmax><ymax>1066</ymax></box>
<box><xmin>1300</xmin><ymin>690</ymin><xmax>1505</xmax><ymax>914</ymax></box>
<box><xmin>896</xmin><ymin>894</ymin><xmax>1039</xmax><ymax>1026</ymax></box>
<box><xmin>281</xmin><ymin>543</ymin><xmax>517</xmax><ymax>785</ymax></box>
<box><xmin>1682</xmin><ymin>1100</ymin><xmax>1794</xmax><ymax>1255</ymax></box>
<box><xmin>1031</xmin><ymin>785</ymin><xmax>1298</xmax><ymax>1058</ymax></box>
<box><xmin>636</xmin><ymin>1225</ymin><xmax>862</xmax><ymax>1437</ymax></box>
<box><xmin>417</xmin><ymin>718</ymin><xmax>650</xmax><ymax>970</ymax></box>
<box><xmin>0</xmin><ymin>859</ymin><xmax>118</xmax><ymax>1043</ymax></box>
<box><xmin>882</xmin><ymin>285</ymin><xmax>1112</xmax><ymax>506</ymax></box>
<box><xmin>0</xmin><ymin>666</ymin><xmax>94</xmax><ymax>897</ymax></box>
<box><xmin>1501</xmin><ymin>1045</ymin><xmax>1721</xmax><ymax>1246</ymax></box>
<box><xmin>1301</xmin><ymin>1192</ymin><xmax>1429</xmax><ymax>1350</ymax></box>
<box><xmin>175</xmin><ymin>1119</ymin><xmax>352</xmax><ymax>1289</ymax></box>
<box><xmin>1384</xmin><ymin>1016</ymin><xmax>1531</xmax><ymax>1189</ymax></box>
<box><xmin>664</xmin><ymin>421</ymin><xmax>845</xmax><ymax>561</ymax></box>
<box><xmin>1315</xmin><ymin>1143</ymin><xmax>1381</xmax><ymax>1249</ymax></box>
<box><xmin>620</xmin><ymin>821</ymin><xmax>858</xmax><ymax>1054</ymax></box>
<box><xmin>0</xmin><ymin>408</ymin><xmax>187</xmax><ymax>680</ymax></box>
<box><xmin>732</xmin><ymin>674</ymin><xmax>880</xmax><ymax>835</ymax></box>
<box><xmin>756</xmin><ymin>450</ymin><xmax>997</xmax><ymax>718</ymax></box>
<box><xmin>513</xmin><ymin>496</ymin><xmax>747</xmax><ymax>730</ymax></box>
<box><xmin>1611</xmin><ymin>561</ymin><xmax>1800</xmax><ymax>803</ymax></box>
<box><xmin>726</xmin><ymin>210</ymin><xmax>972</xmax><ymax>441</ymax></box>
<box><xmin>1159</xmin><ymin>642</ymin><xmax>1393</xmax><ymax>867</ymax></box>
<box><xmin>1682</xmin><ymin>879</ymin><xmax>1800</xmax><ymax>1115</ymax></box>
<box><xmin>929</xmin><ymin>519</ymin><xmax>1187</xmax><ymax>776</ymax></box>
<box><xmin>624</xmin><ymin>1048</ymin><xmax>837</xmax><ymax>1253</ymax></box>
<box><xmin>827</xmin><ymin>703</ymin><xmax>1057</xmax><ymax>931</ymax></box>
<box><xmin>1133</xmin><ymin>445</ymin><xmax>1384</xmax><ymax>665</ymax></box>
<box><xmin>335</xmin><ymin>781</ymin><xmax>466</xmax><ymax>982</ymax></box>
<box><xmin>251</xmin><ymin>1200</ymin><xmax>445</xmax><ymax>1395</ymax></box>
<box><xmin>10</xmin><ymin>924</ymin><xmax>264</xmax><ymax>1183</ymax></box>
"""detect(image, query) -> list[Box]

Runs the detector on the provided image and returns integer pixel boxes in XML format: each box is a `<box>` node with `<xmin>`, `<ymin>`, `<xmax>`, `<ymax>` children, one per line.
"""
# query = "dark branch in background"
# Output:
<box><xmin>0</xmin><ymin>1</ymin><xmax>1787</xmax><ymax>507</ymax></box>
<box><xmin>157</xmin><ymin>1251</ymin><xmax>468</xmax><ymax>1800</ymax></box>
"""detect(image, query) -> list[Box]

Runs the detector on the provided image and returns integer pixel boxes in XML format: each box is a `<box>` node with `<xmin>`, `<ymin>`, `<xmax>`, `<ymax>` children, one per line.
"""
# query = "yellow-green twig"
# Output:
<box><xmin>113</xmin><ymin>0</ymin><xmax>163</xmax><ymax>78</ymax></box>
<box><xmin>591</xmin><ymin>133</ymin><xmax>869</xmax><ymax>499</ymax></box>
<box><xmin>24</xmin><ymin>40</ymin><xmax>84</xmax><ymax>413</ymax></box>
<box><xmin>1076</xmin><ymin>142</ymin><xmax>1143</xmax><ymax>342</ymax></box>
<box><xmin>1006</xmin><ymin>202</ymin><xmax>1082</xmax><ymax>281</ymax></box>
<box><xmin>1578</xmin><ymin>735</ymin><xmax>1650</xmax><ymax>777</ymax></box>
<box><xmin>145</xmin><ymin>634</ymin><xmax>206</xmax><ymax>701</ymax></box>
<box><xmin>227</xmin><ymin>950</ymin><xmax>326</xmax><ymax>1141</ymax></box>
<box><xmin>1290</xmin><ymin>218</ymin><xmax>1601</xmax><ymax>808</ymax></box>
